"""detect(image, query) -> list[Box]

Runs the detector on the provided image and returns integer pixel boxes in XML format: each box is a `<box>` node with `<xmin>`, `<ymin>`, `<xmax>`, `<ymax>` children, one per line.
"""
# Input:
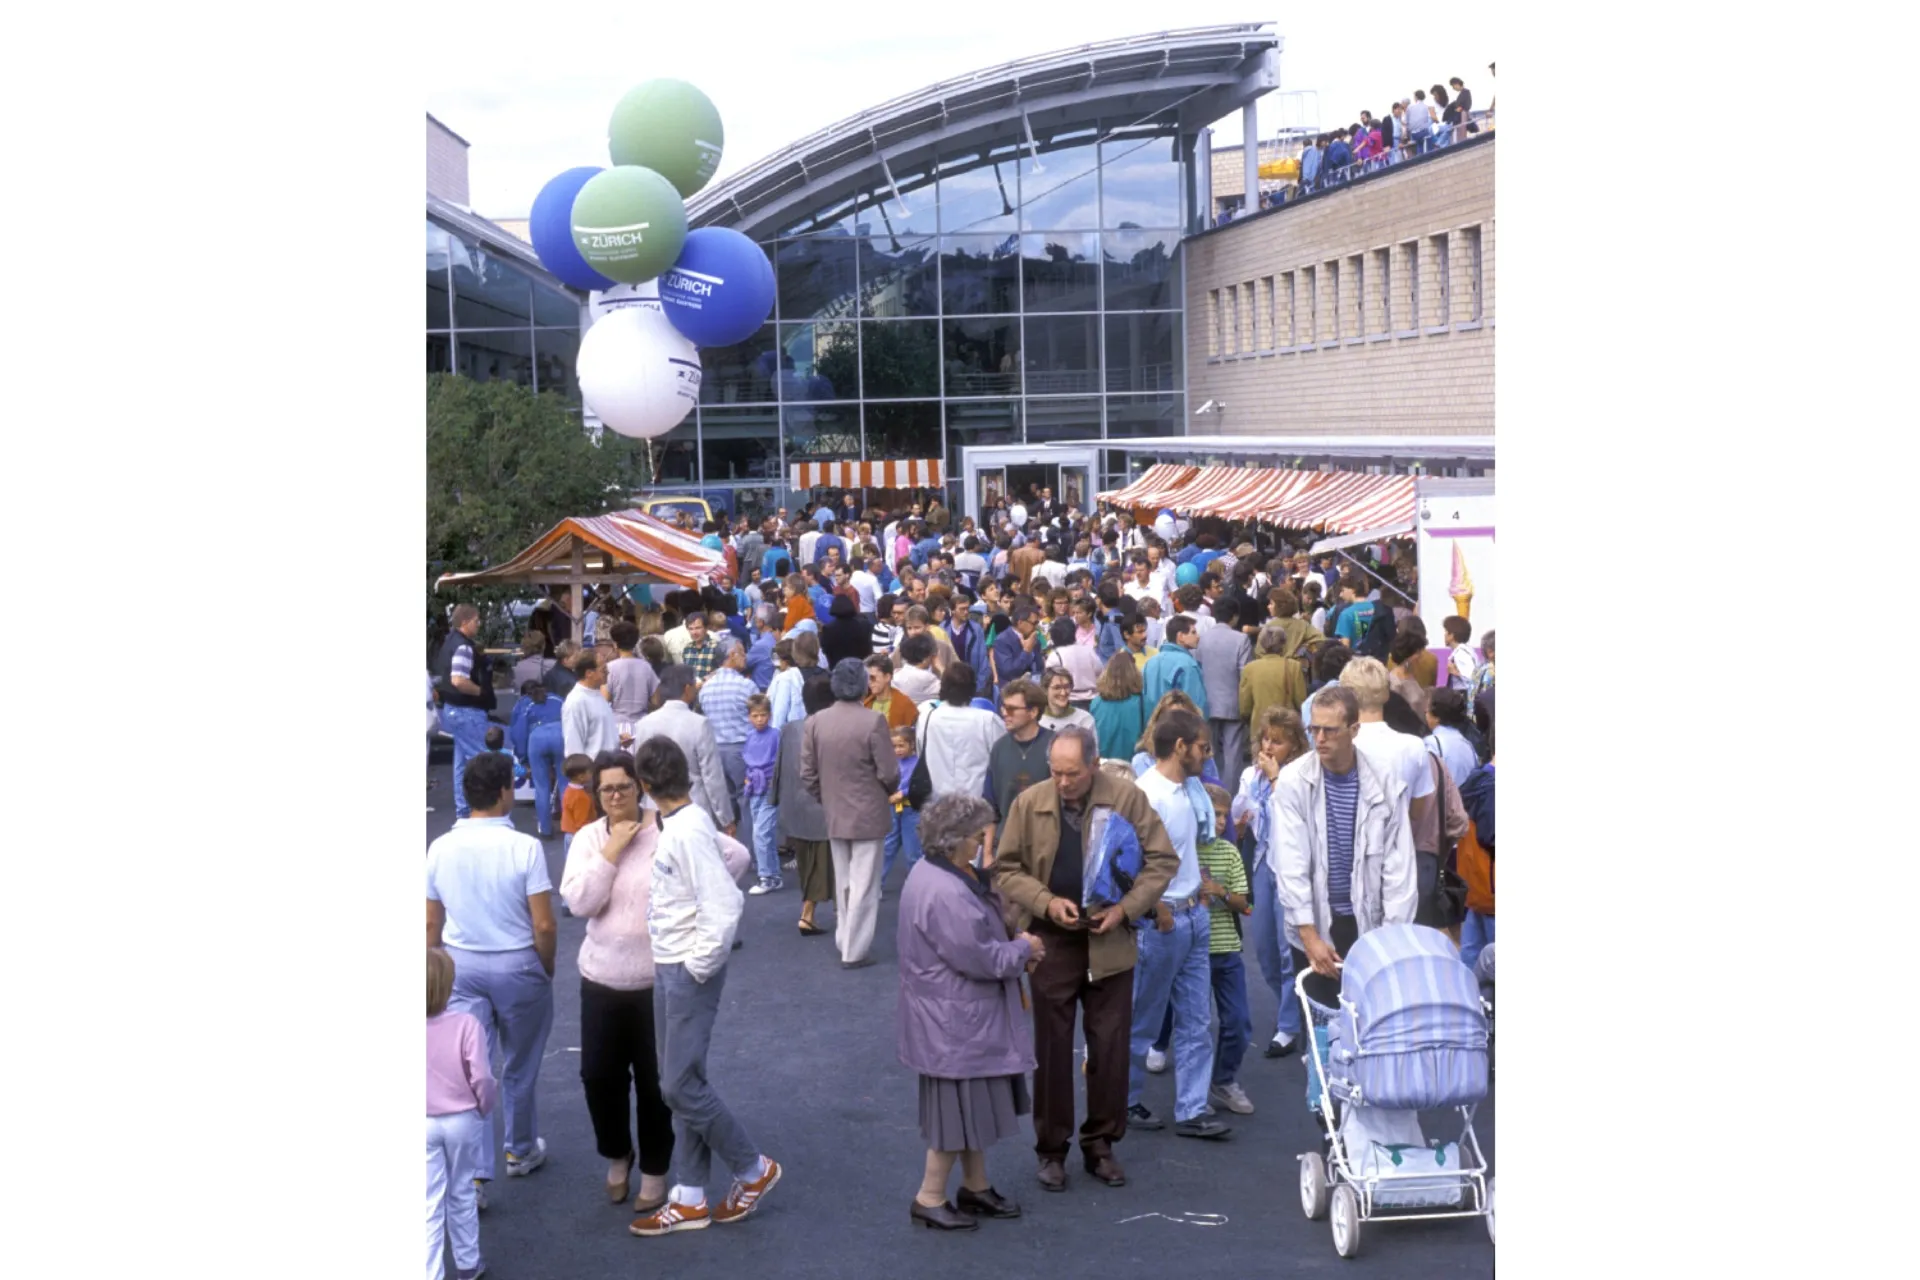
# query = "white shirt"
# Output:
<box><xmin>1353</xmin><ymin>720</ymin><xmax>1437</xmax><ymax>811</ymax></box>
<box><xmin>1029</xmin><ymin>560</ymin><xmax>1067</xmax><ymax>591</ymax></box>
<box><xmin>893</xmin><ymin>664</ymin><xmax>942</xmax><ymax>705</ymax></box>
<box><xmin>849</xmin><ymin>569</ymin><xmax>880</xmax><ymax>614</ymax></box>
<box><xmin>646</xmin><ymin>802</ymin><xmax>745</xmax><ymax>984</ymax></box>
<box><xmin>882</xmin><ymin>522</ymin><xmax>902</xmax><ymax>571</ymax></box>
<box><xmin>1447</xmin><ymin>645</ymin><xmax>1478</xmax><ymax>689</ymax></box>
<box><xmin>953</xmin><ymin>551</ymin><xmax>988</xmax><ymax>579</ymax></box>
<box><xmin>1135</xmin><ymin>766</ymin><xmax>1203</xmax><ymax>900</ymax></box>
<box><xmin>915</xmin><ymin>701</ymin><xmax>1007</xmax><ymax>797</ymax></box>
<box><xmin>1175</xmin><ymin>609</ymin><xmax>1216</xmax><ymax>638</ymax></box>
<box><xmin>798</xmin><ymin>529</ymin><xmax>821</xmax><ymax>565</ymax></box>
<box><xmin>563</xmin><ymin>682</ymin><xmax>618</xmax><ymax>759</ymax></box>
<box><xmin>1039</xmin><ymin>707</ymin><xmax>1096</xmax><ymax>735</ymax></box>
<box><xmin>426</xmin><ymin>816</ymin><xmax>553</xmax><ymax>952</ymax></box>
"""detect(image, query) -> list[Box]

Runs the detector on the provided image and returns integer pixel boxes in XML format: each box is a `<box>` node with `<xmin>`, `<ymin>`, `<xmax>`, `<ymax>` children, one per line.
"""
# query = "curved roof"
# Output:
<box><xmin>687</xmin><ymin>23</ymin><xmax>1280</xmax><ymax>241</ymax></box>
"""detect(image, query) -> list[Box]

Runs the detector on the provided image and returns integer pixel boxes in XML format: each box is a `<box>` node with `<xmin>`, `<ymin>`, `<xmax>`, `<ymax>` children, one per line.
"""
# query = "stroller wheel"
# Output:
<box><xmin>1486</xmin><ymin>1176</ymin><xmax>1495</xmax><ymax>1244</ymax></box>
<box><xmin>1299</xmin><ymin>1152</ymin><xmax>1330</xmax><ymax>1220</ymax></box>
<box><xmin>1331</xmin><ymin>1183</ymin><xmax>1362</xmax><ymax>1259</ymax></box>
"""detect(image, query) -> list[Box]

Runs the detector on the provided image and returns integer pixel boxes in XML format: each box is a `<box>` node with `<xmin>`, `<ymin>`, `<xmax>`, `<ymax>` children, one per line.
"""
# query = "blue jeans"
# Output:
<box><xmin>1209</xmin><ymin>953</ymin><xmax>1252</xmax><ymax>1086</ymax></box>
<box><xmin>442</xmin><ymin>706</ymin><xmax>492</xmax><ymax>818</ymax></box>
<box><xmin>748</xmin><ymin>793</ymin><xmax>780</xmax><ymax>881</ymax></box>
<box><xmin>445</xmin><ymin>945</ymin><xmax>554</xmax><ymax>1181</ymax></box>
<box><xmin>882</xmin><ymin>806</ymin><xmax>921</xmax><ymax>884</ymax></box>
<box><xmin>1247</xmin><ymin>861</ymin><xmax>1303</xmax><ymax>1042</ymax></box>
<box><xmin>1460</xmin><ymin>910</ymin><xmax>1496</xmax><ymax>974</ymax></box>
<box><xmin>527</xmin><ymin>722</ymin><xmax>565</xmax><ymax>836</ymax></box>
<box><xmin>1128</xmin><ymin>905</ymin><xmax>1215</xmax><ymax>1123</ymax></box>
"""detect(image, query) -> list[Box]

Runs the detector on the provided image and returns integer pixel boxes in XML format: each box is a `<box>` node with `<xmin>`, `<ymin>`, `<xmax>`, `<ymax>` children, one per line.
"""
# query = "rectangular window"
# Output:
<box><xmin>1463</xmin><ymin>225</ymin><xmax>1483</xmax><ymax>322</ymax></box>
<box><xmin>1281</xmin><ymin>271</ymin><xmax>1295</xmax><ymax>347</ymax></box>
<box><xmin>1207</xmin><ymin>288</ymin><xmax>1221</xmax><ymax>357</ymax></box>
<box><xmin>1302</xmin><ymin>265</ymin><xmax>1317</xmax><ymax>344</ymax></box>
<box><xmin>1428</xmin><ymin>233</ymin><xmax>1451</xmax><ymax>331</ymax></box>
<box><xmin>1224</xmin><ymin>283</ymin><xmax>1239</xmax><ymax>354</ymax></box>
<box><xmin>1326</xmin><ymin>260</ymin><xmax>1339</xmax><ymax>345</ymax></box>
<box><xmin>1258</xmin><ymin>276</ymin><xmax>1274</xmax><ymax>349</ymax></box>
<box><xmin>1399</xmin><ymin>240</ymin><xmax>1419</xmax><ymax>332</ymax></box>
<box><xmin>1349</xmin><ymin>254</ymin><xmax>1365</xmax><ymax>339</ymax></box>
<box><xmin>1372</xmin><ymin>248</ymin><xmax>1391</xmax><ymax>334</ymax></box>
<box><xmin>1240</xmin><ymin>280</ymin><xmax>1255</xmax><ymax>352</ymax></box>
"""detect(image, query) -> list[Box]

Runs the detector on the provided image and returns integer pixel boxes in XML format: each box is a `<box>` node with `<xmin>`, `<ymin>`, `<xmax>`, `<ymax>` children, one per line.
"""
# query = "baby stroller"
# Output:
<box><xmin>1295</xmin><ymin>924</ymin><xmax>1492</xmax><ymax>1258</ymax></box>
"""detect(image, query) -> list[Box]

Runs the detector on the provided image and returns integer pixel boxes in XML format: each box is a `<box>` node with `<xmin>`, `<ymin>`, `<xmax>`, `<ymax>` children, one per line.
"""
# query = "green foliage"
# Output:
<box><xmin>426</xmin><ymin>374</ymin><xmax>648</xmax><ymax>621</ymax></box>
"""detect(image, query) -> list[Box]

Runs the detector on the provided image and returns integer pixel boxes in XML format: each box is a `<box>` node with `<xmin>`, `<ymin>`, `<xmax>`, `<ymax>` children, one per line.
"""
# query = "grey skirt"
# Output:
<box><xmin>918</xmin><ymin>1073</ymin><xmax>1032</xmax><ymax>1152</ymax></box>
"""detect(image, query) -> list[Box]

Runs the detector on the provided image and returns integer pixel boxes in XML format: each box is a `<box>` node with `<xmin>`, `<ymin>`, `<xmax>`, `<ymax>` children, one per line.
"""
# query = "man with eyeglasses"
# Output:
<box><xmin>981</xmin><ymin>679</ymin><xmax>1054</xmax><ymax>866</ymax></box>
<box><xmin>1272</xmin><ymin>686</ymin><xmax>1417</xmax><ymax>1122</ymax></box>
<box><xmin>1127</xmin><ymin>707</ymin><xmax>1232</xmax><ymax>1141</ymax></box>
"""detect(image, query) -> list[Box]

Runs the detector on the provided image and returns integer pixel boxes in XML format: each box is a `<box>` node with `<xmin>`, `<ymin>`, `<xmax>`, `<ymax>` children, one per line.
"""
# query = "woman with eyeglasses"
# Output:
<box><xmin>560</xmin><ymin>750</ymin><xmax>751</xmax><ymax>1222</ymax></box>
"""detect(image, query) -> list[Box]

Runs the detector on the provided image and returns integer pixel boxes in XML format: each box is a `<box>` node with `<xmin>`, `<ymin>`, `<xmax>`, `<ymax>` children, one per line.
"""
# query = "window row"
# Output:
<box><xmin>699</xmin><ymin>314</ymin><xmax>1181</xmax><ymax>405</ymax></box>
<box><xmin>774</xmin><ymin>228</ymin><xmax>1182</xmax><ymax>322</ymax></box>
<box><xmin>777</xmin><ymin>133</ymin><xmax>1184</xmax><ymax>238</ymax></box>
<box><xmin>1204</xmin><ymin>223</ymin><xmax>1489</xmax><ymax>358</ymax></box>
<box><xmin>428</xmin><ymin>219</ymin><xmax>581</xmax><ymax>330</ymax></box>
<box><xmin>427</xmin><ymin>328</ymin><xmax>580</xmax><ymax>401</ymax></box>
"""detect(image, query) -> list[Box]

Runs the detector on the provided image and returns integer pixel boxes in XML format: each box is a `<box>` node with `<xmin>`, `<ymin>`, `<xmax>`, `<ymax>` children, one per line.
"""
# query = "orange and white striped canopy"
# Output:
<box><xmin>435</xmin><ymin>507</ymin><xmax>726</xmax><ymax>590</ymax></box>
<box><xmin>1097</xmin><ymin>465</ymin><xmax>1415</xmax><ymax>536</ymax></box>
<box><xmin>788</xmin><ymin>459</ymin><xmax>944</xmax><ymax>490</ymax></box>
<box><xmin>1096</xmin><ymin>463</ymin><xmax>1199</xmax><ymax>508</ymax></box>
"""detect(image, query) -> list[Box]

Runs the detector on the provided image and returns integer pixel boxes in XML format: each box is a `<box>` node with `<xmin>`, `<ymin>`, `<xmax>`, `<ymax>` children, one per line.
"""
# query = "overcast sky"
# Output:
<box><xmin>428</xmin><ymin>5</ymin><xmax>1495</xmax><ymax>220</ymax></box>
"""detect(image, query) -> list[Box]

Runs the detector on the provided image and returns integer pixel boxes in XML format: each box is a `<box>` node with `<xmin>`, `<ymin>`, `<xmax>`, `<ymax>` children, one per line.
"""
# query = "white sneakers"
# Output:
<box><xmin>1145</xmin><ymin>1048</ymin><xmax>1168</xmax><ymax>1074</ymax></box>
<box><xmin>1209</xmin><ymin>1082</ymin><xmax>1256</xmax><ymax>1115</ymax></box>
<box><xmin>748</xmin><ymin>876</ymin><xmax>784</xmax><ymax>896</ymax></box>
<box><xmin>504</xmin><ymin>1137</ymin><xmax>547</xmax><ymax>1177</ymax></box>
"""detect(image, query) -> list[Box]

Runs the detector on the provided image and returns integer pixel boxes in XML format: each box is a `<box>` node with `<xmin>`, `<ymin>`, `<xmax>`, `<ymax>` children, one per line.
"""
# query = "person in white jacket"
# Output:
<box><xmin>630</xmin><ymin>736</ymin><xmax>783</xmax><ymax>1238</ymax></box>
<box><xmin>1270</xmin><ymin>685</ymin><xmax>1417</xmax><ymax>1117</ymax></box>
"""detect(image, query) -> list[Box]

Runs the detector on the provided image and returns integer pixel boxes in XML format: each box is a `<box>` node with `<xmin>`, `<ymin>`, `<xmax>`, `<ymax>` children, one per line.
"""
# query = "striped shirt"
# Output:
<box><xmin>1197</xmin><ymin>837</ymin><xmax>1248</xmax><ymax>954</ymax></box>
<box><xmin>1323</xmin><ymin>765</ymin><xmax>1360</xmax><ymax>915</ymax></box>
<box><xmin>697</xmin><ymin>667</ymin><xmax>756</xmax><ymax>745</ymax></box>
<box><xmin>449</xmin><ymin>637</ymin><xmax>474</xmax><ymax>683</ymax></box>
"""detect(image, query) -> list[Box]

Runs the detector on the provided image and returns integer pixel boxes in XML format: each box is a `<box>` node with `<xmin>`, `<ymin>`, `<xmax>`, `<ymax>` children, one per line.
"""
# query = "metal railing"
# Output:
<box><xmin>1217</xmin><ymin>110</ymin><xmax>1494</xmax><ymax>222</ymax></box>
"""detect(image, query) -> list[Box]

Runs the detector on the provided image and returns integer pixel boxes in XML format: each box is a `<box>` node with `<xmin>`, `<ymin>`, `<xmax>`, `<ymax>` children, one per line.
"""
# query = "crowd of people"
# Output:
<box><xmin>1219</xmin><ymin>65</ymin><xmax>1494</xmax><ymax>222</ymax></box>
<box><xmin>424</xmin><ymin>484</ymin><xmax>1497</xmax><ymax>1271</ymax></box>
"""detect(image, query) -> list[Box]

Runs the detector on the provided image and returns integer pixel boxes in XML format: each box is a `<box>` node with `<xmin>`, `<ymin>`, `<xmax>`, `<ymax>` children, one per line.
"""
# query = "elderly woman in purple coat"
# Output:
<box><xmin>896</xmin><ymin>792</ymin><xmax>1044</xmax><ymax>1231</ymax></box>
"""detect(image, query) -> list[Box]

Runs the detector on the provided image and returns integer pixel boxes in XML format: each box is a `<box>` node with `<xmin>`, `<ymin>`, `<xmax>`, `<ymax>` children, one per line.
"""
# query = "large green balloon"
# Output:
<box><xmin>608</xmin><ymin>79</ymin><xmax>725</xmax><ymax>198</ymax></box>
<box><xmin>569</xmin><ymin>166</ymin><xmax>688</xmax><ymax>285</ymax></box>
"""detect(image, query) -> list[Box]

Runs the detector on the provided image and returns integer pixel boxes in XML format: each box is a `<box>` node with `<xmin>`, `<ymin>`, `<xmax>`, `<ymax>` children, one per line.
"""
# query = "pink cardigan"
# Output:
<box><xmin>560</xmin><ymin>815</ymin><xmax>750</xmax><ymax>991</ymax></box>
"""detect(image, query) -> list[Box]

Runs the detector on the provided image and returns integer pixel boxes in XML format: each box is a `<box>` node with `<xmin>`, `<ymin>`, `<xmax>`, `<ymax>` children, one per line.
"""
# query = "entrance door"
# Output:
<box><xmin>1055</xmin><ymin>461</ymin><xmax>1092</xmax><ymax>520</ymax></box>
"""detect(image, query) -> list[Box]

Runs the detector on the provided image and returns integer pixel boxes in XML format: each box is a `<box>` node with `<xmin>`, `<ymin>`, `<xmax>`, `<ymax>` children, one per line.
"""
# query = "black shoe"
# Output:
<box><xmin>841</xmin><ymin>956</ymin><xmax>876</xmax><ymax>970</ymax></box>
<box><xmin>1127</xmin><ymin>1103</ymin><xmax>1164</xmax><ymax>1131</ymax></box>
<box><xmin>1174</xmin><ymin>1118</ymin><xmax>1233</xmax><ymax>1140</ymax></box>
<box><xmin>910</xmin><ymin>1200</ymin><xmax>979</xmax><ymax>1231</ymax></box>
<box><xmin>1265</xmin><ymin>1034</ymin><xmax>1299</xmax><ymax>1059</ymax></box>
<box><xmin>955</xmin><ymin>1186</ymin><xmax>1021</xmax><ymax>1219</ymax></box>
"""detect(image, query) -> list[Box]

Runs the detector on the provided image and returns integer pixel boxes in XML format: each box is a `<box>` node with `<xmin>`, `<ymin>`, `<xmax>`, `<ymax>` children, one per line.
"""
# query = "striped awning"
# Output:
<box><xmin>1158</xmin><ymin>465</ymin><xmax>1267</xmax><ymax>512</ymax></box>
<box><xmin>1204</xmin><ymin>467</ymin><xmax>1326</xmax><ymax>521</ymax></box>
<box><xmin>1266</xmin><ymin>472</ymin><xmax>1416</xmax><ymax>535</ymax></box>
<box><xmin>435</xmin><ymin>507</ymin><xmax>726</xmax><ymax>591</ymax></box>
<box><xmin>789</xmin><ymin>459</ymin><xmax>944</xmax><ymax>490</ymax></box>
<box><xmin>1097</xmin><ymin>463</ymin><xmax>1197</xmax><ymax>507</ymax></box>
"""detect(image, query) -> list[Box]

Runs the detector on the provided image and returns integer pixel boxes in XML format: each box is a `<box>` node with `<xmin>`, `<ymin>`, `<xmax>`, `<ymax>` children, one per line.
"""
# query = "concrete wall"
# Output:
<box><xmin>427</xmin><ymin>114</ymin><xmax>470</xmax><ymax>207</ymax></box>
<box><xmin>1182</xmin><ymin>138</ymin><xmax>1494</xmax><ymax>437</ymax></box>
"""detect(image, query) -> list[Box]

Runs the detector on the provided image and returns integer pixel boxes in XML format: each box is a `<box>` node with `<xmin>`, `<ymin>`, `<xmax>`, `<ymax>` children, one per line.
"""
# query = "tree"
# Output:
<box><xmin>426</xmin><ymin>374</ymin><xmax>647</xmax><ymax>634</ymax></box>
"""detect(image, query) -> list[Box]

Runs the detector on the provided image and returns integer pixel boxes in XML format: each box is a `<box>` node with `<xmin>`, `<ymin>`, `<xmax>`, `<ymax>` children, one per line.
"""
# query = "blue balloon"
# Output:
<box><xmin>659</xmin><ymin>227</ymin><xmax>776</xmax><ymax>347</ymax></box>
<box><xmin>529</xmin><ymin>167</ymin><xmax>616</xmax><ymax>291</ymax></box>
<box><xmin>1175</xmin><ymin>562</ymin><xmax>1200</xmax><ymax>587</ymax></box>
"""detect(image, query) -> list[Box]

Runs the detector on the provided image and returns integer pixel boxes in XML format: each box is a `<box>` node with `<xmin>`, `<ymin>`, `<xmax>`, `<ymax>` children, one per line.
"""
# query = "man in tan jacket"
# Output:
<box><xmin>992</xmin><ymin>726</ymin><xmax>1178</xmax><ymax>1194</ymax></box>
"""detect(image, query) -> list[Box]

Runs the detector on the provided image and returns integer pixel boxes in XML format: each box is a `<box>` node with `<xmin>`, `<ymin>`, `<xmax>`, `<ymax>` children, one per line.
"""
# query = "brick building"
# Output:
<box><xmin>1181</xmin><ymin>134</ymin><xmax>1494</xmax><ymax>439</ymax></box>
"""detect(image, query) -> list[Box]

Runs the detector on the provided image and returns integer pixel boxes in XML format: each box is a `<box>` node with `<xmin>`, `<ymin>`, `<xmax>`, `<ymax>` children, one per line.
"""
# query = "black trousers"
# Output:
<box><xmin>1029</xmin><ymin>928</ymin><xmax>1133</xmax><ymax>1162</ymax></box>
<box><xmin>579</xmin><ymin>977</ymin><xmax>675</xmax><ymax>1176</ymax></box>
<box><xmin>1290</xmin><ymin>912</ymin><xmax>1360</xmax><ymax>1010</ymax></box>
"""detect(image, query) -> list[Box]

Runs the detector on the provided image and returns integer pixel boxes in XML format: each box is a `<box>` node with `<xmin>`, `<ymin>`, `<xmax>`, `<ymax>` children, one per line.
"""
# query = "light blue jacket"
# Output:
<box><xmin>1142</xmin><ymin>643</ymin><xmax>1208</xmax><ymax>718</ymax></box>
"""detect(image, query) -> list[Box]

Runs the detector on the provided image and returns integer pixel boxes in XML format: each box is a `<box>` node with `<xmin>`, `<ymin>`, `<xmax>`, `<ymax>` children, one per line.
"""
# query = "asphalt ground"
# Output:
<box><xmin>425</xmin><ymin>754</ymin><xmax>1495</xmax><ymax>1278</ymax></box>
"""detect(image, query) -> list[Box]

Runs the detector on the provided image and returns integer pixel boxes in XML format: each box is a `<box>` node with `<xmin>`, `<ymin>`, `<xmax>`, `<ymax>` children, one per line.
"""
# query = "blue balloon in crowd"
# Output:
<box><xmin>529</xmin><ymin>167</ymin><xmax>617</xmax><ymax>292</ymax></box>
<box><xmin>1175</xmin><ymin>562</ymin><xmax>1201</xmax><ymax>587</ymax></box>
<box><xmin>658</xmin><ymin>227</ymin><xmax>776</xmax><ymax>347</ymax></box>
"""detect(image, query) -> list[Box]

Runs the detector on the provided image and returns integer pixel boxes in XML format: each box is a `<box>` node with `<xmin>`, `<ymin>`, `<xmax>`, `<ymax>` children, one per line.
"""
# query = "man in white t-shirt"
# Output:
<box><xmin>426</xmin><ymin>751</ymin><xmax>557</xmax><ymax>1185</ymax></box>
<box><xmin>849</xmin><ymin>558</ymin><xmax>881</xmax><ymax>619</ymax></box>
<box><xmin>1338</xmin><ymin>657</ymin><xmax>1435</xmax><ymax>828</ymax></box>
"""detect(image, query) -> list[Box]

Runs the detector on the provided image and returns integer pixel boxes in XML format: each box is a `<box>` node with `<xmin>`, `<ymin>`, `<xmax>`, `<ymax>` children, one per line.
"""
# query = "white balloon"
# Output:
<box><xmin>576</xmin><ymin>307</ymin><xmax>701</xmax><ymax>439</ymax></box>
<box><xmin>588</xmin><ymin>279</ymin><xmax>663</xmax><ymax>321</ymax></box>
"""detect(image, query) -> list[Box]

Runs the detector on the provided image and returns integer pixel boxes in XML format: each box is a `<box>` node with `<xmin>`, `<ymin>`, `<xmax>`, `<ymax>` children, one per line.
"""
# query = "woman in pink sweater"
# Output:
<box><xmin>561</xmin><ymin>751</ymin><xmax>749</xmax><ymax>1217</ymax></box>
<box><xmin>428</xmin><ymin>948</ymin><xmax>495</xmax><ymax>1280</ymax></box>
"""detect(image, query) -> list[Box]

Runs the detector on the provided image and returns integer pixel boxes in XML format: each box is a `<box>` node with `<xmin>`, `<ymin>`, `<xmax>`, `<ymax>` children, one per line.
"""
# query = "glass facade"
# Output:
<box><xmin>676</xmin><ymin>128</ymin><xmax>1189</xmax><ymax>517</ymax></box>
<box><xmin>425</xmin><ymin>126</ymin><xmax>1193</xmax><ymax>524</ymax></box>
<box><xmin>426</xmin><ymin>217</ymin><xmax>582</xmax><ymax>403</ymax></box>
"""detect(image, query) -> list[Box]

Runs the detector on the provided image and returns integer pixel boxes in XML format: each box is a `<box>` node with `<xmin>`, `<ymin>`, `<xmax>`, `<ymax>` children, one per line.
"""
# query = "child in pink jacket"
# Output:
<box><xmin>428</xmin><ymin>948</ymin><xmax>497</xmax><ymax>1280</ymax></box>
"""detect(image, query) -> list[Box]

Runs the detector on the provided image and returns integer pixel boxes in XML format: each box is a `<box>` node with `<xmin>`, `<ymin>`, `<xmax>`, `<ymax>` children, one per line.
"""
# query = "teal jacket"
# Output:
<box><xmin>1142</xmin><ymin>644</ymin><xmax>1208</xmax><ymax>718</ymax></box>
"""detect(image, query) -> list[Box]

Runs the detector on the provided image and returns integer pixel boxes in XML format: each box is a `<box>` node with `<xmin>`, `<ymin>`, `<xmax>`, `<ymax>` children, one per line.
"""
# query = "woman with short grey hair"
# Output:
<box><xmin>895</xmin><ymin>791</ymin><xmax>1043</xmax><ymax>1230</ymax></box>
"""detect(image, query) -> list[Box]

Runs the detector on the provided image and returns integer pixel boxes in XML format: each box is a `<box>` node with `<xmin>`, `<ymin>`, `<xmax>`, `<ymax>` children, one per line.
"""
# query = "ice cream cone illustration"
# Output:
<box><xmin>1450</xmin><ymin>543</ymin><xmax>1474</xmax><ymax>619</ymax></box>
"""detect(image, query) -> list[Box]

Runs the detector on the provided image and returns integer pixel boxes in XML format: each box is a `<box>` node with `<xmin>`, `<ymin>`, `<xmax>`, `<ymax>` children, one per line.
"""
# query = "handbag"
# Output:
<box><xmin>906</xmin><ymin>705</ymin><xmax>939</xmax><ymax>810</ymax></box>
<box><xmin>1430</xmin><ymin>754</ymin><xmax>1470</xmax><ymax>928</ymax></box>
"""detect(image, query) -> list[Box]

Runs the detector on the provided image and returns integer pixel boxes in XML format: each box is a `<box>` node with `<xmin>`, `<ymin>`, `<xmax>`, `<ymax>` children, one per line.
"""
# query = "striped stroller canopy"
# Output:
<box><xmin>1342</xmin><ymin>924</ymin><xmax>1488</xmax><ymax>1054</ymax></box>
